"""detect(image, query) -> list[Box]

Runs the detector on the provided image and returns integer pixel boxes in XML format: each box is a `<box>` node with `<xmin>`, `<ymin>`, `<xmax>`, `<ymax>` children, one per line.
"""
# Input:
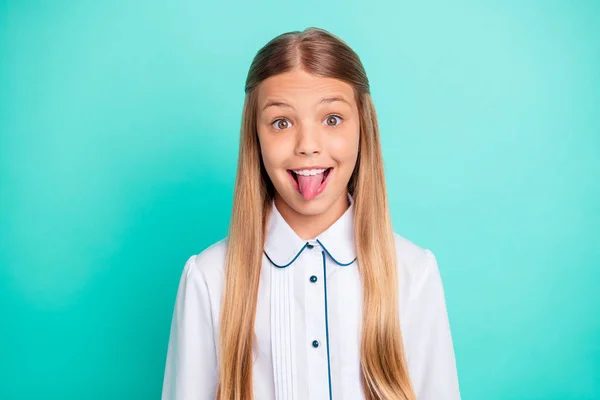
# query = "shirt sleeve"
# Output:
<box><xmin>161</xmin><ymin>255</ymin><xmax>218</xmax><ymax>400</ymax></box>
<box><xmin>404</xmin><ymin>249</ymin><xmax>461</xmax><ymax>400</ymax></box>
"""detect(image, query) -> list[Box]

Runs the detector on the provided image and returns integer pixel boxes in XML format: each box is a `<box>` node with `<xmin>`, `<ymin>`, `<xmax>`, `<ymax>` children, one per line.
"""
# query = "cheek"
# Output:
<box><xmin>259</xmin><ymin>144</ymin><xmax>276</xmax><ymax>172</ymax></box>
<box><xmin>258</xmin><ymin>133</ymin><xmax>288</xmax><ymax>171</ymax></box>
<box><xmin>329</xmin><ymin>128</ymin><xmax>360</xmax><ymax>163</ymax></box>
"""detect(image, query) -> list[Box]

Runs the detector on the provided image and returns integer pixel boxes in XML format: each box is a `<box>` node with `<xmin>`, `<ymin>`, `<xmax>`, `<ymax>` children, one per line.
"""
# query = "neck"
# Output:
<box><xmin>274</xmin><ymin>191</ymin><xmax>350</xmax><ymax>240</ymax></box>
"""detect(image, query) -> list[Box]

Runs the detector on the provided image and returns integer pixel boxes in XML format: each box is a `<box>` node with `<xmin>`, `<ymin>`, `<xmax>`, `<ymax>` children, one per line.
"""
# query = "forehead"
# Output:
<box><xmin>257</xmin><ymin>69</ymin><xmax>356</xmax><ymax>109</ymax></box>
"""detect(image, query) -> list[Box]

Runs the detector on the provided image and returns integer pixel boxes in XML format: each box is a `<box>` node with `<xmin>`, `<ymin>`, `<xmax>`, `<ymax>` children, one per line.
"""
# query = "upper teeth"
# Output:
<box><xmin>293</xmin><ymin>168</ymin><xmax>327</xmax><ymax>176</ymax></box>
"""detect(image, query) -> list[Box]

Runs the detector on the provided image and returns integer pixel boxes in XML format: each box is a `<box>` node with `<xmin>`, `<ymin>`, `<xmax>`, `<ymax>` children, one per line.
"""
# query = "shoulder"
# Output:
<box><xmin>392</xmin><ymin>232</ymin><xmax>440</xmax><ymax>295</ymax></box>
<box><xmin>182</xmin><ymin>237</ymin><xmax>228</xmax><ymax>287</ymax></box>
<box><xmin>393</xmin><ymin>232</ymin><xmax>433</xmax><ymax>264</ymax></box>
<box><xmin>393</xmin><ymin>232</ymin><xmax>437</xmax><ymax>271</ymax></box>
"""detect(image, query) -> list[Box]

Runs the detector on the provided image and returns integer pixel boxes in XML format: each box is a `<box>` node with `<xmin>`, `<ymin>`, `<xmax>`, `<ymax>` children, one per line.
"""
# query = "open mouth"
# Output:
<box><xmin>286</xmin><ymin>167</ymin><xmax>334</xmax><ymax>200</ymax></box>
<box><xmin>287</xmin><ymin>167</ymin><xmax>333</xmax><ymax>186</ymax></box>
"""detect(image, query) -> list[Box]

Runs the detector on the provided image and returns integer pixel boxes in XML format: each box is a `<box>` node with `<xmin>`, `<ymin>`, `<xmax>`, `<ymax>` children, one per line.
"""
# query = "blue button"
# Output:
<box><xmin>312</xmin><ymin>340</ymin><xmax>319</xmax><ymax>348</ymax></box>
<box><xmin>310</xmin><ymin>275</ymin><xmax>318</xmax><ymax>283</ymax></box>
<box><xmin>306</xmin><ymin>243</ymin><xmax>314</xmax><ymax>249</ymax></box>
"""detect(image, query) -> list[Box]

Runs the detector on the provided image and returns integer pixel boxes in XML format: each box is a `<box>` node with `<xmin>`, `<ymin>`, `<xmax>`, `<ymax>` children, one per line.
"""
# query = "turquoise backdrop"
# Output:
<box><xmin>1</xmin><ymin>1</ymin><xmax>599</xmax><ymax>399</ymax></box>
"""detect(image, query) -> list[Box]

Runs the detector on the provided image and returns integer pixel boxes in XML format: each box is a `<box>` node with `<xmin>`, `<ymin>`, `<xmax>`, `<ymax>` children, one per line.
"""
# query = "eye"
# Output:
<box><xmin>271</xmin><ymin>118</ymin><xmax>293</xmax><ymax>131</ymax></box>
<box><xmin>324</xmin><ymin>114</ymin><xmax>343</xmax><ymax>127</ymax></box>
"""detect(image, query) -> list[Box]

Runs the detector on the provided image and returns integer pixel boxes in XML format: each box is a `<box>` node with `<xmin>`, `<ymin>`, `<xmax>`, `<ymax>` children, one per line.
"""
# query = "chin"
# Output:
<box><xmin>293</xmin><ymin>198</ymin><xmax>331</xmax><ymax>215</ymax></box>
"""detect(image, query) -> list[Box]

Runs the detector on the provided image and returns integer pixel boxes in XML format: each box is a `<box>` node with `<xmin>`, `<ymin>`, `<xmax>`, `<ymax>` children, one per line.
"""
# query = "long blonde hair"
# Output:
<box><xmin>217</xmin><ymin>27</ymin><xmax>415</xmax><ymax>400</ymax></box>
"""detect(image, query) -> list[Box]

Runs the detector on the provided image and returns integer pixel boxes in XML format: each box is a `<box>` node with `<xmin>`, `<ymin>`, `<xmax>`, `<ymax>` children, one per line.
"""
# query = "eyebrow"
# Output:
<box><xmin>261</xmin><ymin>96</ymin><xmax>351</xmax><ymax>112</ymax></box>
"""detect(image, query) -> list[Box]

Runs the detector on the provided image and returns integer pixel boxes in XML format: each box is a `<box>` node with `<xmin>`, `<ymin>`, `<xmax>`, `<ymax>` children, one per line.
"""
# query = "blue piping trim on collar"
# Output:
<box><xmin>322</xmin><ymin>250</ymin><xmax>333</xmax><ymax>400</ymax></box>
<box><xmin>264</xmin><ymin>240</ymin><xmax>357</xmax><ymax>268</ymax></box>
<box><xmin>263</xmin><ymin>242</ymin><xmax>309</xmax><ymax>268</ymax></box>
<box><xmin>316</xmin><ymin>239</ymin><xmax>357</xmax><ymax>266</ymax></box>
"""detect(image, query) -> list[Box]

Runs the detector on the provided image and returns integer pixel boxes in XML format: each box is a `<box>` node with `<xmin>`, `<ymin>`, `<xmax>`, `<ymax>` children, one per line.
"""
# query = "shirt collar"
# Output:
<box><xmin>264</xmin><ymin>192</ymin><xmax>356</xmax><ymax>268</ymax></box>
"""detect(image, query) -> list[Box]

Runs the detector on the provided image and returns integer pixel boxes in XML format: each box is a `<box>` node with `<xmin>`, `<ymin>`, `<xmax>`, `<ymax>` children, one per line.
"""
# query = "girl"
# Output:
<box><xmin>161</xmin><ymin>27</ymin><xmax>460</xmax><ymax>400</ymax></box>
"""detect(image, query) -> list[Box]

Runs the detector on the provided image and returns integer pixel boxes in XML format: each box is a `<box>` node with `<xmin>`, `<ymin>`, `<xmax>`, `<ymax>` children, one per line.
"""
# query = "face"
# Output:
<box><xmin>256</xmin><ymin>68</ymin><xmax>360</xmax><ymax>219</ymax></box>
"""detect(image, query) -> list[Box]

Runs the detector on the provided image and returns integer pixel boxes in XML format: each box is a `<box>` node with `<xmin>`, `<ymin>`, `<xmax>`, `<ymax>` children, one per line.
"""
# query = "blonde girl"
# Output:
<box><xmin>162</xmin><ymin>27</ymin><xmax>460</xmax><ymax>400</ymax></box>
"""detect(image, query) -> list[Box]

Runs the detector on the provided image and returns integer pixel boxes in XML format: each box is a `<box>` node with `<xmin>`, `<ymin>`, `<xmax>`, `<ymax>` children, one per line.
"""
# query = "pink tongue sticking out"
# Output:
<box><xmin>296</xmin><ymin>172</ymin><xmax>324</xmax><ymax>201</ymax></box>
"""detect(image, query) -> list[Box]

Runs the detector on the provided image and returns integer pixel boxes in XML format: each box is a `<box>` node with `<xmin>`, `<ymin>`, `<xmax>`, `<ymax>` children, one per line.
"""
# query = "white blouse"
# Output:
<box><xmin>161</xmin><ymin>193</ymin><xmax>461</xmax><ymax>399</ymax></box>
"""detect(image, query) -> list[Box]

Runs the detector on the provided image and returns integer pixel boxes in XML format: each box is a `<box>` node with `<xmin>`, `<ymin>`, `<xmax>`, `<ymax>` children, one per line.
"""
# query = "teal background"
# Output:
<box><xmin>1</xmin><ymin>0</ymin><xmax>599</xmax><ymax>398</ymax></box>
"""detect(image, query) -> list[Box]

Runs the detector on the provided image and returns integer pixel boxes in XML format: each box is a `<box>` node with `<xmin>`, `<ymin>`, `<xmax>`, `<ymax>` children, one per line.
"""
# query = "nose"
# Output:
<box><xmin>295</xmin><ymin>126</ymin><xmax>321</xmax><ymax>156</ymax></box>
